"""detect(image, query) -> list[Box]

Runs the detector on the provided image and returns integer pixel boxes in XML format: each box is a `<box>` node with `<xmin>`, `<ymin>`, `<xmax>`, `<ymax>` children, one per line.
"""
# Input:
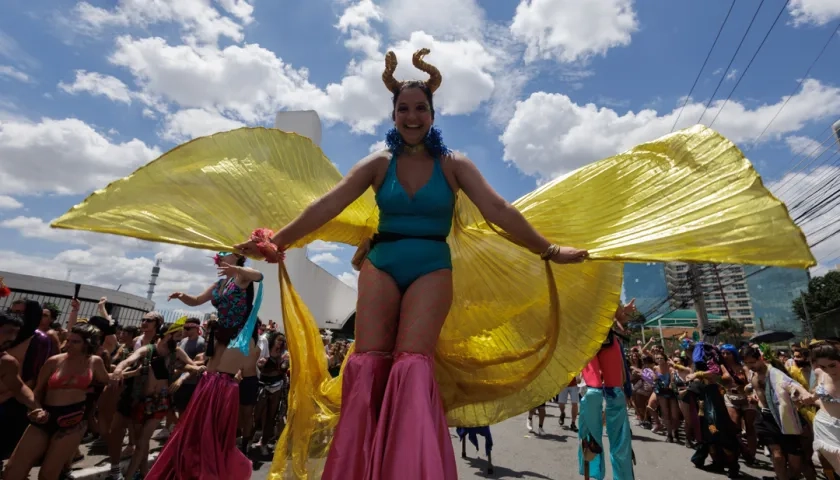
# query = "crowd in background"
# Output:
<box><xmin>0</xmin><ymin>295</ymin><xmax>355</xmax><ymax>480</ymax></box>
<box><xmin>614</xmin><ymin>335</ymin><xmax>838</xmax><ymax>480</ymax></box>
<box><xmin>6</xmin><ymin>289</ymin><xmax>838</xmax><ymax>480</ymax></box>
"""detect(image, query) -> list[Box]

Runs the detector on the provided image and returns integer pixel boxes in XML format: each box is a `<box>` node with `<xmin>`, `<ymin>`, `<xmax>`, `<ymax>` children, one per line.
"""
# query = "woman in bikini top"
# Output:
<box><xmin>4</xmin><ymin>323</ymin><xmax>112</xmax><ymax>480</ymax></box>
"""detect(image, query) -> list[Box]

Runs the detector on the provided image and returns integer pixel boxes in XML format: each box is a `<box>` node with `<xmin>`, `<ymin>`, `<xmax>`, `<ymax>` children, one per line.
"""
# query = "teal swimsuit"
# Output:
<box><xmin>367</xmin><ymin>154</ymin><xmax>454</xmax><ymax>292</ymax></box>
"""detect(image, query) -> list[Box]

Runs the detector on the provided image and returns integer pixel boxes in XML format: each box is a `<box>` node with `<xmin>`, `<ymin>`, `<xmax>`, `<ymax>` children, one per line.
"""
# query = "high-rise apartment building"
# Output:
<box><xmin>744</xmin><ymin>266</ymin><xmax>809</xmax><ymax>335</ymax></box>
<box><xmin>664</xmin><ymin>262</ymin><xmax>755</xmax><ymax>327</ymax></box>
<box><xmin>623</xmin><ymin>262</ymin><xmax>670</xmax><ymax>318</ymax></box>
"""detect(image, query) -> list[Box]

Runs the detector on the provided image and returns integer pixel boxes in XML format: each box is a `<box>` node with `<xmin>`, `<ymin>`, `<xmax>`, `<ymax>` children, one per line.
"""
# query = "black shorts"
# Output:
<box><xmin>755</xmin><ymin>409</ymin><xmax>803</xmax><ymax>455</ymax></box>
<box><xmin>239</xmin><ymin>376</ymin><xmax>259</xmax><ymax>406</ymax></box>
<box><xmin>173</xmin><ymin>383</ymin><xmax>198</xmax><ymax>412</ymax></box>
<box><xmin>32</xmin><ymin>401</ymin><xmax>87</xmax><ymax>436</ymax></box>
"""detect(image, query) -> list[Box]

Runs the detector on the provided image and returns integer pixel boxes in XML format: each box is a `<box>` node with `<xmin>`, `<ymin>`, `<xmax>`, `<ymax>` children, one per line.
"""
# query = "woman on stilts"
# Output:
<box><xmin>236</xmin><ymin>48</ymin><xmax>588</xmax><ymax>479</ymax></box>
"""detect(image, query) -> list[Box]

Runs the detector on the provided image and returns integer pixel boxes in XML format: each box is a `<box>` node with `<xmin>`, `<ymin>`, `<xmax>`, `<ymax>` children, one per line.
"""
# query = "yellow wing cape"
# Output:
<box><xmin>52</xmin><ymin>124</ymin><xmax>815</xmax><ymax>479</ymax></box>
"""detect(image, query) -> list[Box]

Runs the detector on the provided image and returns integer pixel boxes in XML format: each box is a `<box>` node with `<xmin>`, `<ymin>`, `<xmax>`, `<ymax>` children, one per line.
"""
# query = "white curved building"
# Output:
<box><xmin>249</xmin><ymin>111</ymin><xmax>358</xmax><ymax>332</ymax></box>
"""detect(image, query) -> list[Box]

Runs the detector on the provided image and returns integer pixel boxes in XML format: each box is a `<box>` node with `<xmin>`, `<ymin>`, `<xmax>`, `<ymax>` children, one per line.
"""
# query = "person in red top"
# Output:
<box><xmin>578</xmin><ymin>300</ymin><xmax>636</xmax><ymax>480</ymax></box>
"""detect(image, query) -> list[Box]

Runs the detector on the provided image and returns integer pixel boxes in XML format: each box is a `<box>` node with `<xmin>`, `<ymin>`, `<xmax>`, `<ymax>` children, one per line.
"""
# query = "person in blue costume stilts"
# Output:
<box><xmin>578</xmin><ymin>300</ymin><xmax>637</xmax><ymax>480</ymax></box>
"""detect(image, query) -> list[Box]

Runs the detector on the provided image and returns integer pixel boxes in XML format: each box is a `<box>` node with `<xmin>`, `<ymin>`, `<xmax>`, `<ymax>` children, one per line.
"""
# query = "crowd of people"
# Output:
<box><xmin>559</xmin><ymin>327</ymin><xmax>840</xmax><ymax>480</ymax></box>
<box><xmin>5</xmin><ymin>288</ymin><xmax>840</xmax><ymax>480</ymax></box>
<box><xmin>0</xmin><ymin>294</ymin><xmax>342</xmax><ymax>480</ymax></box>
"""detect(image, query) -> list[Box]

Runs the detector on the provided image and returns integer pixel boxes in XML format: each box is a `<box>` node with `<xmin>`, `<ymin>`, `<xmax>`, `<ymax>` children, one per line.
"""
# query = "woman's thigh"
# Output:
<box><xmin>394</xmin><ymin>269</ymin><xmax>453</xmax><ymax>355</ymax></box>
<box><xmin>354</xmin><ymin>260</ymin><xmax>402</xmax><ymax>353</ymax></box>
<box><xmin>5</xmin><ymin>425</ymin><xmax>49</xmax><ymax>479</ymax></box>
<box><xmin>39</xmin><ymin>427</ymin><xmax>85</xmax><ymax>479</ymax></box>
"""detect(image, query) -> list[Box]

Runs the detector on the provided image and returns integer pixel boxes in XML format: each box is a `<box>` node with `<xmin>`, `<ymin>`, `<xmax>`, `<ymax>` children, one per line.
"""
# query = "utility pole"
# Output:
<box><xmin>712</xmin><ymin>264</ymin><xmax>732</xmax><ymax>320</ymax></box>
<box><xmin>688</xmin><ymin>263</ymin><xmax>709</xmax><ymax>334</ymax></box>
<box><xmin>800</xmin><ymin>290</ymin><xmax>814</xmax><ymax>340</ymax></box>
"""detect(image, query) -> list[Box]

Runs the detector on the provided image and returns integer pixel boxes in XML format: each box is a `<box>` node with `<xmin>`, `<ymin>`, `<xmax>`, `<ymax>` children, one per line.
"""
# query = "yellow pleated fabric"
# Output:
<box><xmin>51</xmin><ymin>124</ymin><xmax>815</xmax><ymax>479</ymax></box>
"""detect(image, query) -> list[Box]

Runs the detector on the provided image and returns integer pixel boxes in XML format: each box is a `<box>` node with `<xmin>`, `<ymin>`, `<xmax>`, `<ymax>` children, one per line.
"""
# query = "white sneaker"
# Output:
<box><xmin>526</xmin><ymin>418</ymin><xmax>533</xmax><ymax>432</ymax></box>
<box><xmin>538</xmin><ymin>427</ymin><xmax>546</xmax><ymax>436</ymax></box>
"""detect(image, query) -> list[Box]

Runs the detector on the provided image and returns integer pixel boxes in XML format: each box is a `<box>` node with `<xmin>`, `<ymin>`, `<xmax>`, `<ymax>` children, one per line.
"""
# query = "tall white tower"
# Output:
<box><xmin>147</xmin><ymin>259</ymin><xmax>161</xmax><ymax>300</ymax></box>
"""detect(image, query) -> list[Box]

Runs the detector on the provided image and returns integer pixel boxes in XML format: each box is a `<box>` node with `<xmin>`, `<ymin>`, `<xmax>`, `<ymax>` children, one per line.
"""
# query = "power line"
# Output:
<box><xmin>781</xmin><ymin>148</ymin><xmax>840</xmax><ymax>211</ymax></box>
<box><xmin>671</xmin><ymin>1</ymin><xmax>737</xmax><ymax>133</ymax></box>
<box><xmin>750</xmin><ymin>21</ymin><xmax>840</xmax><ymax>146</ymax></box>
<box><xmin>698</xmin><ymin>0</ymin><xmax>767</xmax><ymax>124</ymax></box>
<box><xmin>770</xmin><ymin>125</ymin><xmax>833</xmax><ymax>186</ymax></box>
<box><xmin>709</xmin><ymin>0</ymin><xmax>792</xmax><ymax>128</ymax></box>
<box><xmin>773</xmin><ymin>129</ymin><xmax>839</xmax><ymax>198</ymax></box>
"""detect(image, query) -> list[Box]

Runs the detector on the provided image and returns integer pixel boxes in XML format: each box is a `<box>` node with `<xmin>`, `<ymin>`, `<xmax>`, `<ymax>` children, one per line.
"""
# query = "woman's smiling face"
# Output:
<box><xmin>393</xmin><ymin>87</ymin><xmax>432</xmax><ymax>146</ymax></box>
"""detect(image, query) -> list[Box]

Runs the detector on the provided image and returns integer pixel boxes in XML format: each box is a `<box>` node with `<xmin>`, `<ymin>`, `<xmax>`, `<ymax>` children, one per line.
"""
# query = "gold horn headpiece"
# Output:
<box><xmin>382</xmin><ymin>48</ymin><xmax>442</xmax><ymax>94</ymax></box>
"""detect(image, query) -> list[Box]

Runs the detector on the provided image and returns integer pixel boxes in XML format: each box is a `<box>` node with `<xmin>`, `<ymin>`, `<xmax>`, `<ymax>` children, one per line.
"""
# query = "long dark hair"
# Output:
<box><xmin>10</xmin><ymin>300</ymin><xmax>42</xmax><ymax>347</ymax></box>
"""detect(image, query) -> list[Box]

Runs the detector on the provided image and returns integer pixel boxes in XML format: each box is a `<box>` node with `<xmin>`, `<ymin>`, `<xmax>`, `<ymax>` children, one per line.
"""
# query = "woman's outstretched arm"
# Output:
<box><xmin>451</xmin><ymin>153</ymin><xmax>587</xmax><ymax>262</ymax></box>
<box><xmin>168</xmin><ymin>283</ymin><xmax>215</xmax><ymax>307</ymax></box>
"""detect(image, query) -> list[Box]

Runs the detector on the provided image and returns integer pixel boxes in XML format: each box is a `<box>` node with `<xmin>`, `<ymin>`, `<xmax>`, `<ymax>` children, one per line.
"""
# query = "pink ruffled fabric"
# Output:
<box><xmin>323</xmin><ymin>352</ymin><xmax>457</xmax><ymax>480</ymax></box>
<box><xmin>146</xmin><ymin>372</ymin><xmax>251</xmax><ymax>480</ymax></box>
<box><xmin>322</xmin><ymin>353</ymin><xmax>393</xmax><ymax>480</ymax></box>
<box><xmin>369</xmin><ymin>353</ymin><xmax>458</xmax><ymax>480</ymax></box>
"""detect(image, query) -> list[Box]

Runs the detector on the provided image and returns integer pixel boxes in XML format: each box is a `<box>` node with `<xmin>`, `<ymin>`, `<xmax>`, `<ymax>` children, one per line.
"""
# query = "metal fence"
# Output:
<box><xmin>0</xmin><ymin>288</ymin><xmax>151</xmax><ymax>328</ymax></box>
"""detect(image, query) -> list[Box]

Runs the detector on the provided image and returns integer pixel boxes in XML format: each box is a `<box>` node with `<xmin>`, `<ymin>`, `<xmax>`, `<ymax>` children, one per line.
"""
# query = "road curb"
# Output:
<box><xmin>70</xmin><ymin>453</ymin><xmax>159</xmax><ymax>480</ymax></box>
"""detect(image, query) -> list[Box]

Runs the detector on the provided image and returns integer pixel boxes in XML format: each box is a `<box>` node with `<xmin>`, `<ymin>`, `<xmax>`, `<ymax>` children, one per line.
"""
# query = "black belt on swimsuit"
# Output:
<box><xmin>370</xmin><ymin>231</ymin><xmax>447</xmax><ymax>246</ymax></box>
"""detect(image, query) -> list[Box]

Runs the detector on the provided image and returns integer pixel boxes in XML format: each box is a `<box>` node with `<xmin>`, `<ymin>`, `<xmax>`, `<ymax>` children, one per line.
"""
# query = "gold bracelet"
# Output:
<box><xmin>540</xmin><ymin>243</ymin><xmax>559</xmax><ymax>260</ymax></box>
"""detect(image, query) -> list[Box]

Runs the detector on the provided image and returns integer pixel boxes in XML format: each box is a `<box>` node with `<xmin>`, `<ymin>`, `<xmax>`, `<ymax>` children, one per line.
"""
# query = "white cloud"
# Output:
<box><xmin>0</xmin><ymin>29</ymin><xmax>38</xmax><ymax>68</ymax></box>
<box><xmin>380</xmin><ymin>0</ymin><xmax>486</xmax><ymax>40</ymax></box>
<box><xmin>510</xmin><ymin>0</ymin><xmax>638</xmax><ymax>63</ymax></box>
<box><xmin>0</xmin><ymin>116</ymin><xmax>160</xmax><ymax>195</ymax></box>
<box><xmin>725</xmin><ymin>69</ymin><xmax>737</xmax><ymax>82</ymax></box>
<box><xmin>0</xmin><ymin>65</ymin><xmax>30</xmax><ymax>83</ymax></box>
<box><xmin>369</xmin><ymin>140</ymin><xmax>387</xmax><ymax>152</ymax></box>
<box><xmin>160</xmin><ymin>108</ymin><xmax>245</xmax><ymax>143</ymax></box>
<box><xmin>59</xmin><ymin>70</ymin><xmax>133</xmax><ymax>104</ymax></box>
<box><xmin>310</xmin><ymin>252</ymin><xmax>341</xmax><ymax>265</ymax></box>
<box><xmin>1</xmin><ymin>216</ymin><xmax>148</xmax><ymax>250</ymax></box>
<box><xmin>788</xmin><ymin>0</ymin><xmax>840</xmax><ymax>26</ymax></box>
<box><xmin>785</xmin><ymin>135</ymin><xmax>823</xmax><ymax>156</ymax></box>
<box><xmin>501</xmin><ymin>79</ymin><xmax>840</xmax><ymax>178</ymax></box>
<box><xmin>0</xmin><ymin>195</ymin><xmax>22</xmax><ymax>210</ymax></box>
<box><xmin>767</xmin><ymin>166</ymin><xmax>840</xmax><ymax>275</ymax></box>
<box><xmin>337</xmin><ymin>271</ymin><xmax>359</xmax><ymax>290</ymax></box>
<box><xmin>307</xmin><ymin>240</ymin><xmax>344</xmax><ymax>253</ymax></box>
<box><xmin>2</xmin><ymin>246</ymin><xmax>218</xmax><ymax>309</ymax></box>
<box><xmin>74</xmin><ymin>0</ymin><xmax>253</xmax><ymax>45</ymax></box>
<box><xmin>106</xmin><ymin>28</ymin><xmax>498</xmax><ymax>134</ymax></box>
<box><xmin>1</xmin><ymin>216</ymin><xmax>220</xmax><ymax>307</ymax></box>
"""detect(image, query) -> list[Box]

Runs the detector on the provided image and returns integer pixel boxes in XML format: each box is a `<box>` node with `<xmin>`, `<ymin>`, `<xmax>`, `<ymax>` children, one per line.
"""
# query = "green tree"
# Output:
<box><xmin>792</xmin><ymin>270</ymin><xmax>840</xmax><ymax>338</ymax></box>
<box><xmin>718</xmin><ymin>318</ymin><xmax>746</xmax><ymax>345</ymax></box>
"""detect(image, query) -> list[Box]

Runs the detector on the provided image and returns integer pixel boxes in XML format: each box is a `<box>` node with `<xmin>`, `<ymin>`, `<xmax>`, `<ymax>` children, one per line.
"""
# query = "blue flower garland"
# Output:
<box><xmin>385</xmin><ymin>126</ymin><xmax>451</xmax><ymax>157</ymax></box>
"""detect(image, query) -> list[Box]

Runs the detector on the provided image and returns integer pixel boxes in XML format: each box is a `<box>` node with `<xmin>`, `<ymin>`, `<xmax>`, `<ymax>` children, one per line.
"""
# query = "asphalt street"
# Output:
<box><xmin>33</xmin><ymin>400</ymin><xmax>786</xmax><ymax>479</ymax></box>
<box><xmin>247</xmin><ymin>401</ymin><xmax>780</xmax><ymax>480</ymax></box>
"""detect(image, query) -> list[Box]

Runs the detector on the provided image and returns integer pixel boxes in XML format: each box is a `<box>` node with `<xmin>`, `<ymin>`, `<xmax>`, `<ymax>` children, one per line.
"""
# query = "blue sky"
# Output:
<box><xmin>1</xmin><ymin>0</ymin><xmax>839</xmax><ymax>310</ymax></box>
